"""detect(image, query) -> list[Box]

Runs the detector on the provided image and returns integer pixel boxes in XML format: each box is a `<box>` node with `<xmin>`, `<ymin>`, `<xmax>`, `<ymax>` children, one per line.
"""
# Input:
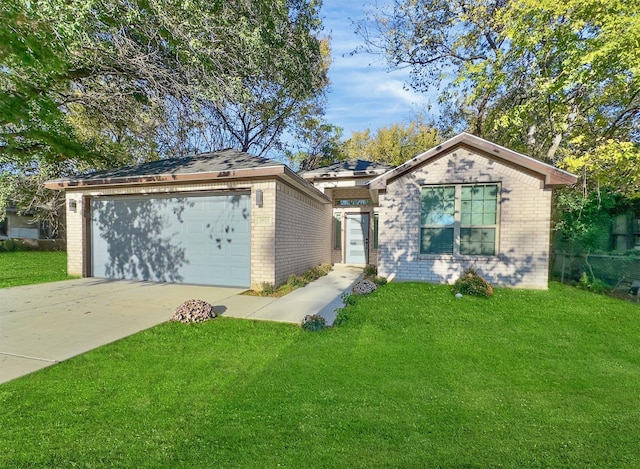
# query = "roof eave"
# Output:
<box><xmin>302</xmin><ymin>170</ymin><xmax>390</xmax><ymax>180</ymax></box>
<box><xmin>367</xmin><ymin>132</ymin><xmax>578</xmax><ymax>189</ymax></box>
<box><xmin>44</xmin><ymin>165</ymin><xmax>331</xmax><ymax>204</ymax></box>
<box><xmin>43</xmin><ymin>165</ymin><xmax>288</xmax><ymax>190</ymax></box>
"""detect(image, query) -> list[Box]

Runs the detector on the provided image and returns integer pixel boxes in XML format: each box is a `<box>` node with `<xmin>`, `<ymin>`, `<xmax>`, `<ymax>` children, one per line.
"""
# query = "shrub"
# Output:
<box><xmin>372</xmin><ymin>276</ymin><xmax>387</xmax><ymax>286</ymax></box>
<box><xmin>363</xmin><ymin>264</ymin><xmax>377</xmax><ymax>277</ymax></box>
<box><xmin>342</xmin><ymin>292</ymin><xmax>358</xmax><ymax>306</ymax></box>
<box><xmin>352</xmin><ymin>279</ymin><xmax>377</xmax><ymax>295</ymax></box>
<box><xmin>172</xmin><ymin>299</ymin><xmax>217</xmax><ymax>323</ymax></box>
<box><xmin>0</xmin><ymin>239</ymin><xmax>27</xmax><ymax>252</ymax></box>
<box><xmin>260</xmin><ymin>282</ymin><xmax>275</xmax><ymax>295</ymax></box>
<box><xmin>287</xmin><ymin>274</ymin><xmax>305</xmax><ymax>288</ymax></box>
<box><xmin>333</xmin><ymin>307</ymin><xmax>349</xmax><ymax>327</ymax></box>
<box><xmin>577</xmin><ymin>272</ymin><xmax>610</xmax><ymax>294</ymax></box>
<box><xmin>303</xmin><ymin>264</ymin><xmax>330</xmax><ymax>282</ymax></box>
<box><xmin>301</xmin><ymin>314</ymin><xmax>326</xmax><ymax>331</ymax></box>
<box><xmin>452</xmin><ymin>269</ymin><xmax>494</xmax><ymax>297</ymax></box>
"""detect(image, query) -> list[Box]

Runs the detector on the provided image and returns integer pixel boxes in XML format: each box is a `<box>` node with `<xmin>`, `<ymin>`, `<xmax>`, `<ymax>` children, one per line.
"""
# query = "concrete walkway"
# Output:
<box><xmin>230</xmin><ymin>265</ymin><xmax>363</xmax><ymax>324</ymax></box>
<box><xmin>0</xmin><ymin>265</ymin><xmax>362</xmax><ymax>384</ymax></box>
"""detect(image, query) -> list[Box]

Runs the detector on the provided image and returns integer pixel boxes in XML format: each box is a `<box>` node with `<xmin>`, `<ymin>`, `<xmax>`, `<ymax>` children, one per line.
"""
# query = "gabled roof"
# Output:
<box><xmin>368</xmin><ymin>132</ymin><xmax>577</xmax><ymax>189</ymax></box>
<box><xmin>301</xmin><ymin>159</ymin><xmax>395</xmax><ymax>180</ymax></box>
<box><xmin>43</xmin><ymin>149</ymin><xmax>330</xmax><ymax>203</ymax></box>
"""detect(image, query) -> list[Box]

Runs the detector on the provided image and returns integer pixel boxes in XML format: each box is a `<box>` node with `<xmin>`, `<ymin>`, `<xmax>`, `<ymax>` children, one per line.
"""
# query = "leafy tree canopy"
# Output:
<box><xmin>0</xmin><ymin>0</ymin><xmax>327</xmax><ymax>226</ymax></box>
<box><xmin>342</xmin><ymin>119</ymin><xmax>440</xmax><ymax>166</ymax></box>
<box><xmin>359</xmin><ymin>0</ymin><xmax>640</xmax><ymax>194</ymax></box>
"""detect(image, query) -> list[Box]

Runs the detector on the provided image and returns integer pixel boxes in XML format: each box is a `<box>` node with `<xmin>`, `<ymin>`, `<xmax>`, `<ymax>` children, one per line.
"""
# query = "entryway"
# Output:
<box><xmin>345</xmin><ymin>213</ymin><xmax>369</xmax><ymax>264</ymax></box>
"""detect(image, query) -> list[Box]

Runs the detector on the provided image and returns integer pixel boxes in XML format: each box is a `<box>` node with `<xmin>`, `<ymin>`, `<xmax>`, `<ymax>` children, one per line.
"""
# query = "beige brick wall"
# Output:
<box><xmin>65</xmin><ymin>192</ymin><xmax>84</xmax><ymax>276</ymax></box>
<box><xmin>63</xmin><ymin>179</ymin><xmax>330</xmax><ymax>289</ymax></box>
<box><xmin>274</xmin><ymin>181</ymin><xmax>331</xmax><ymax>286</ymax></box>
<box><xmin>250</xmin><ymin>180</ymin><xmax>277</xmax><ymax>288</ymax></box>
<box><xmin>378</xmin><ymin>147</ymin><xmax>553</xmax><ymax>289</ymax></box>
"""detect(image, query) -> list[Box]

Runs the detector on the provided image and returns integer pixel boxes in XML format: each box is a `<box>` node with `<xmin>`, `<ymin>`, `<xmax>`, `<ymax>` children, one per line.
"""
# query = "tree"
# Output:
<box><xmin>286</xmin><ymin>118</ymin><xmax>344</xmax><ymax>170</ymax></box>
<box><xmin>341</xmin><ymin>119</ymin><xmax>441</xmax><ymax>166</ymax></box>
<box><xmin>0</xmin><ymin>0</ymin><xmax>328</xmax><ymax>222</ymax></box>
<box><xmin>360</xmin><ymin>1</ymin><xmax>640</xmax><ymax>261</ymax></box>
<box><xmin>358</xmin><ymin>0</ymin><xmax>640</xmax><ymax>168</ymax></box>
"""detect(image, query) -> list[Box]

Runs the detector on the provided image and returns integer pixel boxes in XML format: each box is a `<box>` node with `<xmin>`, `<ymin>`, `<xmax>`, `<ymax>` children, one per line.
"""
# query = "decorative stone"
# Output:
<box><xmin>172</xmin><ymin>299</ymin><xmax>217</xmax><ymax>323</ymax></box>
<box><xmin>352</xmin><ymin>279</ymin><xmax>377</xmax><ymax>295</ymax></box>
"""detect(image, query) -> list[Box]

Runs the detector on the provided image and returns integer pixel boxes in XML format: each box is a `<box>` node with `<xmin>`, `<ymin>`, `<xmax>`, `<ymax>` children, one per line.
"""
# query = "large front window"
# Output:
<box><xmin>420</xmin><ymin>184</ymin><xmax>499</xmax><ymax>256</ymax></box>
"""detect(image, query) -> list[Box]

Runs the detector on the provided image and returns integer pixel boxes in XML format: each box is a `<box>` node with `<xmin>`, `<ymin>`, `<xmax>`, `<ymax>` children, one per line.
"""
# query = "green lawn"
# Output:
<box><xmin>0</xmin><ymin>251</ymin><xmax>73</xmax><ymax>287</ymax></box>
<box><xmin>1</xmin><ymin>283</ymin><xmax>639</xmax><ymax>467</ymax></box>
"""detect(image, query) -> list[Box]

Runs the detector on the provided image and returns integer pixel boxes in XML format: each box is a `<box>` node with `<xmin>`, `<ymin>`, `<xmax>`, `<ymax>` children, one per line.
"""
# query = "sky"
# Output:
<box><xmin>320</xmin><ymin>0</ymin><xmax>438</xmax><ymax>138</ymax></box>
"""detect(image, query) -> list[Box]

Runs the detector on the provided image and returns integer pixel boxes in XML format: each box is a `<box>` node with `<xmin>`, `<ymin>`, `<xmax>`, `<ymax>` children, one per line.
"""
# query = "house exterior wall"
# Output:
<box><xmin>65</xmin><ymin>192</ymin><xmax>84</xmax><ymax>276</ymax></box>
<box><xmin>63</xmin><ymin>179</ymin><xmax>330</xmax><ymax>289</ymax></box>
<box><xmin>274</xmin><ymin>180</ymin><xmax>332</xmax><ymax>286</ymax></box>
<box><xmin>377</xmin><ymin>147</ymin><xmax>553</xmax><ymax>289</ymax></box>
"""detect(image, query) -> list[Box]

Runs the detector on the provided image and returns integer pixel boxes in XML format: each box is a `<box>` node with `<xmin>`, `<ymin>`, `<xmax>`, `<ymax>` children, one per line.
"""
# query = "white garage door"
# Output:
<box><xmin>91</xmin><ymin>193</ymin><xmax>251</xmax><ymax>287</ymax></box>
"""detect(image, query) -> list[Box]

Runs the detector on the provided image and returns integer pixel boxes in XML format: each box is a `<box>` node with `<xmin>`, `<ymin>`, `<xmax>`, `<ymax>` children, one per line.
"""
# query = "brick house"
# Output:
<box><xmin>303</xmin><ymin>132</ymin><xmax>577</xmax><ymax>289</ymax></box>
<box><xmin>46</xmin><ymin>133</ymin><xmax>576</xmax><ymax>290</ymax></box>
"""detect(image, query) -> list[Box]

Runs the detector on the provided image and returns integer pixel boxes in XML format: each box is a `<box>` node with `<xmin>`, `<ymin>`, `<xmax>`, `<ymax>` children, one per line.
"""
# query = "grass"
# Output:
<box><xmin>0</xmin><ymin>251</ymin><xmax>74</xmax><ymax>288</ymax></box>
<box><xmin>1</xmin><ymin>282</ymin><xmax>640</xmax><ymax>467</ymax></box>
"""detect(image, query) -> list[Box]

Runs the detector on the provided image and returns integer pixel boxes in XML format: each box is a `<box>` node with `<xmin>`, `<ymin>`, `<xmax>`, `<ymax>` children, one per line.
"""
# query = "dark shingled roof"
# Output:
<box><xmin>73</xmin><ymin>149</ymin><xmax>280</xmax><ymax>181</ymax></box>
<box><xmin>301</xmin><ymin>159</ymin><xmax>395</xmax><ymax>178</ymax></box>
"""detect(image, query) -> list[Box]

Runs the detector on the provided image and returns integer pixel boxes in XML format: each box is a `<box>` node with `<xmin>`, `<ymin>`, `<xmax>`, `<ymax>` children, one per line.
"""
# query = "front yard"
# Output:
<box><xmin>1</xmin><ymin>282</ymin><xmax>639</xmax><ymax>467</ymax></box>
<box><xmin>0</xmin><ymin>251</ymin><xmax>73</xmax><ymax>287</ymax></box>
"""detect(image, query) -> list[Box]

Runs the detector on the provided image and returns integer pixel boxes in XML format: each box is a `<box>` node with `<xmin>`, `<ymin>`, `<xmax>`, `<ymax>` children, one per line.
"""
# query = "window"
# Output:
<box><xmin>420</xmin><ymin>184</ymin><xmax>499</xmax><ymax>256</ymax></box>
<box><xmin>373</xmin><ymin>213</ymin><xmax>379</xmax><ymax>249</ymax></box>
<box><xmin>336</xmin><ymin>199</ymin><xmax>371</xmax><ymax>206</ymax></box>
<box><xmin>333</xmin><ymin>214</ymin><xmax>342</xmax><ymax>250</ymax></box>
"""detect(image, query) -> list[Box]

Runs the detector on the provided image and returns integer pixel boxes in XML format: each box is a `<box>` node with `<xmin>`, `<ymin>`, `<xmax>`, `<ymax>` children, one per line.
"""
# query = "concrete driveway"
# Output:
<box><xmin>0</xmin><ymin>266</ymin><xmax>362</xmax><ymax>385</ymax></box>
<box><xmin>0</xmin><ymin>278</ymin><xmax>276</xmax><ymax>384</ymax></box>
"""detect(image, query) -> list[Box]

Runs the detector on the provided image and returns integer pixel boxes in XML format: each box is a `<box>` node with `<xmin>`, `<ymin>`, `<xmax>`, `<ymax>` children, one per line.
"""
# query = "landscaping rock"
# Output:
<box><xmin>172</xmin><ymin>299</ymin><xmax>217</xmax><ymax>323</ymax></box>
<box><xmin>352</xmin><ymin>279</ymin><xmax>377</xmax><ymax>295</ymax></box>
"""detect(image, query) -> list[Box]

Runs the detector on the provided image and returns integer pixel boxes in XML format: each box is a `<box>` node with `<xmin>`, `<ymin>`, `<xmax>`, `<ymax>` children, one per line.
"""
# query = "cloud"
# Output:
<box><xmin>321</xmin><ymin>0</ymin><xmax>440</xmax><ymax>136</ymax></box>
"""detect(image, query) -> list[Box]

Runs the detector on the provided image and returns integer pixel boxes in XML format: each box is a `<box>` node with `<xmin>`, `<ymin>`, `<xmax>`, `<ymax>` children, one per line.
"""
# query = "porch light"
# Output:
<box><xmin>256</xmin><ymin>189</ymin><xmax>263</xmax><ymax>208</ymax></box>
<box><xmin>68</xmin><ymin>199</ymin><xmax>77</xmax><ymax>212</ymax></box>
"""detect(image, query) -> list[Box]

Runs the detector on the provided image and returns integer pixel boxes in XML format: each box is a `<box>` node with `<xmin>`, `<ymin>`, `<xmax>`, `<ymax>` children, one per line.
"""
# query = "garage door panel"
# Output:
<box><xmin>91</xmin><ymin>194</ymin><xmax>250</xmax><ymax>287</ymax></box>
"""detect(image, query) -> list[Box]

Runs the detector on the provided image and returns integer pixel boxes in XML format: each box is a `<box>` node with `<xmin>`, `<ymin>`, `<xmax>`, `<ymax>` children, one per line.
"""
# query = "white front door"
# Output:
<box><xmin>345</xmin><ymin>213</ymin><xmax>369</xmax><ymax>264</ymax></box>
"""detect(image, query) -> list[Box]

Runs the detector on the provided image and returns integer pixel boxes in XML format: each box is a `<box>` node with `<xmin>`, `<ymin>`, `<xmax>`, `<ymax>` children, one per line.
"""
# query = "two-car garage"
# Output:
<box><xmin>90</xmin><ymin>193</ymin><xmax>252</xmax><ymax>287</ymax></box>
<box><xmin>45</xmin><ymin>149</ymin><xmax>332</xmax><ymax>290</ymax></box>
<box><xmin>91</xmin><ymin>193</ymin><xmax>251</xmax><ymax>287</ymax></box>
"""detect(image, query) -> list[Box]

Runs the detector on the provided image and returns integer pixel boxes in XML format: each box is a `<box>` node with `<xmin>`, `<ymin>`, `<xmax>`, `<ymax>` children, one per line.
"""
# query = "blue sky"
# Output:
<box><xmin>320</xmin><ymin>0</ymin><xmax>438</xmax><ymax>138</ymax></box>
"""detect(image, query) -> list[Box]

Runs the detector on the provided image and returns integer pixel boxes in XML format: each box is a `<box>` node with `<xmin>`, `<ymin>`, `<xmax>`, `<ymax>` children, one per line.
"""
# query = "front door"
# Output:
<box><xmin>345</xmin><ymin>213</ymin><xmax>369</xmax><ymax>264</ymax></box>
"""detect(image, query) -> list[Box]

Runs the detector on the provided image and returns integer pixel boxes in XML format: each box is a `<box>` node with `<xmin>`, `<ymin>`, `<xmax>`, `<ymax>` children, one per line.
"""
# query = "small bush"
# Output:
<box><xmin>260</xmin><ymin>282</ymin><xmax>275</xmax><ymax>295</ymax></box>
<box><xmin>577</xmin><ymin>272</ymin><xmax>610</xmax><ymax>294</ymax></box>
<box><xmin>333</xmin><ymin>307</ymin><xmax>349</xmax><ymax>327</ymax></box>
<box><xmin>363</xmin><ymin>264</ymin><xmax>377</xmax><ymax>277</ymax></box>
<box><xmin>172</xmin><ymin>299</ymin><xmax>217</xmax><ymax>323</ymax></box>
<box><xmin>342</xmin><ymin>292</ymin><xmax>358</xmax><ymax>306</ymax></box>
<box><xmin>452</xmin><ymin>269</ymin><xmax>494</xmax><ymax>297</ymax></box>
<box><xmin>287</xmin><ymin>275</ymin><xmax>305</xmax><ymax>288</ymax></box>
<box><xmin>301</xmin><ymin>314</ymin><xmax>326</xmax><ymax>331</ymax></box>
<box><xmin>372</xmin><ymin>276</ymin><xmax>387</xmax><ymax>286</ymax></box>
<box><xmin>0</xmin><ymin>239</ymin><xmax>27</xmax><ymax>252</ymax></box>
<box><xmin>352</xmin><ymin>279</ymin><xmax>377</xmax><ymax>295</ymax></box>
<box><xmin>334</xmin><ymin>293</ymin><xmax>359</xmax><ymax>326</ymax></box>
